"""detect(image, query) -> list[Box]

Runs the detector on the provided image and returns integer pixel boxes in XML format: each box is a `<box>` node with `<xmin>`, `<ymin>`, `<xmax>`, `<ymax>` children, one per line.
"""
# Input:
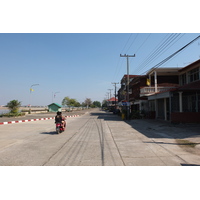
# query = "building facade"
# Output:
<box><xmin>117</xmin><ymin>59</ymin><xmax>200</xmax><ymax>123</ymax></box>
<box><xmin>171</xmin><ymin>59</ymin><xmax>200</xmax><ymax>123</ymax></box>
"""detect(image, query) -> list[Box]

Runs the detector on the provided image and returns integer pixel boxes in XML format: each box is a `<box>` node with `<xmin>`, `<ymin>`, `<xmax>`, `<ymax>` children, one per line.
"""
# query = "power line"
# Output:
<box><xmin>112</xmin><ymin>34</ymin><xmax>133</xmax><ymax>82</ymax></box>
<box><xmin>121</xmin><ymin>34</ymin><xmax>133</xmax><ymax>53</ymax></box>
<box><xmin>125</xmin><ymin>33</ymin><xmax>139</xmax><ymax>53</ymax></box>
<box><xmin>130</xmin><ymin>33</ymin><xmax>151</xmax><ymax>65</ymax></box>
<box><xmin>135</xmin><ymin>33</ymin><xmax>152</xmax><ymax>54</ymax></box>
<box><xmin>142</xmin><ymin>34</ymin><xmax>200</xmax><ymax>74</ymax></box>
<box><xmin>133</xmin><ymin>33</ymin><xmax>184</xmax><ymax>74</ymax></box>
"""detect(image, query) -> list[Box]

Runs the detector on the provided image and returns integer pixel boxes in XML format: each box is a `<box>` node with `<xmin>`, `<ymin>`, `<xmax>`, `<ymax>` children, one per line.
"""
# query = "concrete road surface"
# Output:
<box><xmin>0</xmin><ymin>109</ymin><xmax>200</xmax><ymax>166</ymax></box>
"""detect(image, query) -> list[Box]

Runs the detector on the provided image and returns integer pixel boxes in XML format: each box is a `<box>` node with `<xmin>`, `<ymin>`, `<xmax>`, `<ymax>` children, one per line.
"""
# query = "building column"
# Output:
<box><xmin>154</xmin><ymin>71</ymin><xmax>157</xmax><ymax>93</ymax></box>
<box><xmin>164</xmin><ymin>98</ymin><xmax>167</xmax><ymax>121</ymax></box>
<box><xmin>155</xmin><ymin>99</ymin><xmax>158</xmax><ymax>118</ymax></box>
<box><xmin>179</xmin><ymin>92</ymin><xmax>183</xmax><ymax>112</ymax></box>
<box><xmin>196</xmin><ymin>92</ymin><xmax>198</xmax><ymax>112</ymax></box>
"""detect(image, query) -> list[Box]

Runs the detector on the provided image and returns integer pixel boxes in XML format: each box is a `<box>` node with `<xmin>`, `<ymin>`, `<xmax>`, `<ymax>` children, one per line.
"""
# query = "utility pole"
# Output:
<box><xmin>108</xmin><ymin>89</ymin><xmax>113</xmax><ymax>107</ymax></box>
<box><xmin>108</xmin><ymin>89</ymin><xmax>113</xmax><ymax>99</ymax></box>
<box><xmin>106</xmin><ymin>92</ymin><xmax>109</xmax><ymax>107</ymax></box>
<box><xmin>120</xmin><ymin>54</ymin><xmax>135</xmax><ymax>119</ymax></box>
<box><xmin>112</xmin><ymin>82</ymin><xmax>119</xmax><ymax>108</ymax></box>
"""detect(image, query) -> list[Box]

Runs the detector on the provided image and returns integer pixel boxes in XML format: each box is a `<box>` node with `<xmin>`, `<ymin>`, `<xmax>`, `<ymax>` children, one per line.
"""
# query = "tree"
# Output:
<box><xmin>6</xmin><ymin>100</ymin><xmax>21</xmax><ymax>113</ymax></box>
<box><xmin>93</xmin><ymin>101</ymin><xmax>101</xmax><ymax>107</ymax></box>
<box><xmin>74</xmin><ymin>102</ymin><xmax>81</xmax><ymax>107</ymax></box>
<box><xmin>102</xmin><ymin>99</ymin><xmax>107</xmax><ymax>107</ymax></box>
<box><xmin>62</xmin><ymin>97</ymin><xmax>70</xmax><ymax>107</ymax></box>
<box><xmin>62</xmin><ymin>97</ymin><xmax>80</xmax><ymax>108</ymax></box>
<box><xmin>84</xmin><ymin>98</ymin><xmax>92</xmax><ymax>108</ymax></box>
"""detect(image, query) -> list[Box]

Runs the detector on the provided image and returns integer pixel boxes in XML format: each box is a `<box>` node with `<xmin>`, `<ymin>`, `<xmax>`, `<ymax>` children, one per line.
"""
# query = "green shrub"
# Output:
<box><xmin>1</xmin><ymin>112</ymin><xmax>25</xmax><ymax>117</ymax></box>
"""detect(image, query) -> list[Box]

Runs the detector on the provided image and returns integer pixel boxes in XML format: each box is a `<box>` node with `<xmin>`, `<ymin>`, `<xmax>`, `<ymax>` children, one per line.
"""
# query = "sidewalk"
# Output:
<box><xmin>103</xmin><ymin>114</ymin><xmax>200</xmax><ymax>166</ymax></box>
<box><xmin>128</xmin><ymin>119</ymin><xmax>200</xmax><ymax>143</ymax></box>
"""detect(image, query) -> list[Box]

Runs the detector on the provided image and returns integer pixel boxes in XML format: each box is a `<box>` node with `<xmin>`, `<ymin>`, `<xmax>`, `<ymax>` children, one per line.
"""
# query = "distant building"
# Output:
<box><xmin>48</xmin><ymin>103</ymin><xmax>62</xmax><ymax>112</ymax></box>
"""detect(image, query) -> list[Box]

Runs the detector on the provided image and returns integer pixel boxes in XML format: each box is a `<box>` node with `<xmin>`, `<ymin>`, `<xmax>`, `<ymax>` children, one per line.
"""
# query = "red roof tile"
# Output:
<box><xmin>107</xmin><ymin>97</ymin><xmax>118</xmax><ymax>101</ymax></box>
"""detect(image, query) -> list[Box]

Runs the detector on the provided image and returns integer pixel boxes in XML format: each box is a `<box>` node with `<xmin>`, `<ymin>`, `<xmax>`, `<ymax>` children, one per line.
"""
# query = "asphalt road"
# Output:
<box><xmin>0</xmin><ymin>109</ymin><xmax>123</xmax><ymax>166</ymax></box>
<box><xmin>0</xmin><ymin>109</ymin><xmax>200</xmax><ymax>166</ymax></box>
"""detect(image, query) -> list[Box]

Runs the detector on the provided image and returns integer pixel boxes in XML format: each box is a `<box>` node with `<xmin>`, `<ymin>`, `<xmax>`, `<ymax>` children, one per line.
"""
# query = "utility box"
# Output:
<box><xmin>48</xmin><ymin>103</ymin><xmax>62</xmax><ymax>112</ymax></box>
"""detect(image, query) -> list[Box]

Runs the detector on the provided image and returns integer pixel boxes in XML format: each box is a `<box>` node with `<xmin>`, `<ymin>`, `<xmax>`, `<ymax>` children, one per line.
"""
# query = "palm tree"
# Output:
<box><xmin>6</xmin><ymin>100</ymin><xmax>21</xmax><ymax>113</ymax></box>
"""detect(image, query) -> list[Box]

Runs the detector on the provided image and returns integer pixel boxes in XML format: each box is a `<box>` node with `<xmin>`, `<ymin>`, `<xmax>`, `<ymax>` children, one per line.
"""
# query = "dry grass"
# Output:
<box><xmin>176</xmin><ymin>139</ymin><xmax>198</xmax><ymax>148</ymax></box>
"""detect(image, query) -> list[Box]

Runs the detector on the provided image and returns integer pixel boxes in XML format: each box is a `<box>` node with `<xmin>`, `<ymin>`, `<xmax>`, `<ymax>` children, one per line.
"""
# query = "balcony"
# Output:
<box><xmin>140</xmin><ymin>86</ymin><xmax>177</xmax><ymax>97</ymax></box>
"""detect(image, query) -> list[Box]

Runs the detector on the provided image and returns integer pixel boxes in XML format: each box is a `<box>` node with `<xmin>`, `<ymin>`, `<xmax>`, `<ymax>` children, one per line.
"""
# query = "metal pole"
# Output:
<box><xmin>29</xmin><ymin>84</ymin><xmax>39</xmax><ymax>113</ymax></box>
<box><xmin>52</xmin><ymin>92</ymin><xmax>60</xmax><ymax>103</ymax></box>
<box><xmin>108</xmin><ymin>89</ymin><xmax>113</xmax><ymax>106</ymax></box>
<box><xmin>127</xmin><ymin>56</ymin><xmax>129</xmax><ymax>103</ymax></box>
<box><xmin>127</xmin><ymin>56</ymin><xmax>130</xmax><ymax>119</ymax></box>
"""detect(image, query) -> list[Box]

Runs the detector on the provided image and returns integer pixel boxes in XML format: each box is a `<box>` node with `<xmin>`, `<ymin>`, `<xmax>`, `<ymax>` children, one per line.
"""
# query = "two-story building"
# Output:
<box><xmin>117</xmin><ymin>59</ymin><xmax>200</xmax><ymax>123</ymax></box>
<box><xmin>118</xmin><ymin>69</ymin><xmax>179</xmax><ymax>119</ymax></box>
<box><xmin>170</xmin><ymin>59</ymin><xmax>200</xmax><ymax>123</ymax></box>
<box><xmin>118</xmin><ymin>75</ymin><xmax>138</xmax><ymax>103</ymax></box>
<box><xmin>129</xmin><ymin>75</ymin><xmax>148</xmax><ymax>114</ymax></box>
<box><xmin>144</xmin><ymin>59</ymin><xmax>200</xmax><ymax>123</ymax></box>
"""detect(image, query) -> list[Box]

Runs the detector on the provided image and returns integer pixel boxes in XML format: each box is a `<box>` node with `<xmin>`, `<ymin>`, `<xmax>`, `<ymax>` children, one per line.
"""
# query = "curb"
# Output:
<box><xmin>0</xmin><ymin>115</ymin><xmax>80</xmax><ymax>125</ymax></box>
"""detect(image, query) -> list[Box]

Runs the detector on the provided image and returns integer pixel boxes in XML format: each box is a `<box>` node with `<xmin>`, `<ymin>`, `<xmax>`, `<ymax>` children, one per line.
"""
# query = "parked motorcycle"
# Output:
<box><xmin>56</xmin><ymin>123</ymin><xmax>65</xmax><ymax>134</ymax></box>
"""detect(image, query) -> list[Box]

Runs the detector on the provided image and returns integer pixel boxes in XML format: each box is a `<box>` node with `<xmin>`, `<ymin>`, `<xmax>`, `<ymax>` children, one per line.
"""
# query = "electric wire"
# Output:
<box><xmin>135</xmin><ymin>33</ymin><xmax>151</xmax><ymax>54</ymax></box>
<box><xmin>112</xmin><ymin>33</ymin><xmax>137</xmax><ymax>82</ymax></box>
<box><xmin>135</xmin><ymin>33</ymin><xmax>185</xmax><ymax>74</ymax></box>
<box><xmin>129</xmin><ymin>33</ymin><xmax>152</xmax><ymax>65</ymax></box>
<box><xmin>125</xmin><ymin>33</ymin><xmax>139</xmax><ymax>53</ymax></box>
<box><xmin>130</xmin><ymin>33</ymin><xmax>174</xmax><ymax>74</ymax></box>
<box><xmin>141</xmin><ymin>34</ymin><xmax>200</xmax><ymax>75</ymax></box>
<box><xmin>112</xmin><ymin>34</ymin><xmax>132</xmax><ymax>82</ymax></box>
<box><xmin>133</xmin><ymin>33</ymin><xmax>184</xmax><ymax>74</ymax></box>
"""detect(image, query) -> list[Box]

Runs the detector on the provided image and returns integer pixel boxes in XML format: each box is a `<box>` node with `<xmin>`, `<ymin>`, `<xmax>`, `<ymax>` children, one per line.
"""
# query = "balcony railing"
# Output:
<box><xmin>140</xmin><ymin>86</ymin><xmax>177</xmax><ymax>96</ymax></box>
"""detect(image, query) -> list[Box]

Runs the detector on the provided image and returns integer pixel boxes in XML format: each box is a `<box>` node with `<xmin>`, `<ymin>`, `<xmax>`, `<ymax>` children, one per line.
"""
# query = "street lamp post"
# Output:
<box><xmin>52</xmin><ymin>92</ymin><xmax>60</xmax><ymax>103</ymax></box>
<box><xmin>29</xmin><ymin>84</ymin><xmax>39</xmax><ymax>113</ymax></box>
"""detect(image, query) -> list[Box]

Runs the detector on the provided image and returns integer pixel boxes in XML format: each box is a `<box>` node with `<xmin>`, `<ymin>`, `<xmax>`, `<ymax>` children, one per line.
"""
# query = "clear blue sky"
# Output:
<box><xmin>1</xmin><ymin>1</ymin><xmax>199</xmax><ymax>196</ymax></box>
<box><xmin>0</xmin><ymin>33</ymin><xmax>200</xmax><ymax>106</ymax></box>
<box><xmin>0</xmin><ymin>1</ymin><xmax>200</xmax><ymax>106</ymax></box>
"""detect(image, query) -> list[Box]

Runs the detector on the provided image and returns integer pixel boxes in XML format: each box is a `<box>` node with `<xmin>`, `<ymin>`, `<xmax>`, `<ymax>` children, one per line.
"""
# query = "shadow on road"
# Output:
<box><xmin>40</xmin><ymin>131</ymin><xmax>57</xmax><ymax>135</ymax></box>
<box><xmin>181</xmin><ymin>164</ymin><xmax>200</xmax><ymax>166</ymax></box>
<box><xmin>144</xmin><ymin>141</ymin><xmax>200</xmax><ymax>145</ymax></box>
<box><xmin>91</xmin><ymin>111</ymin><xmax>200</xmax><ymax>166</ymax></box>
<box><xmin>90</xmin><ymin>111</ymin><xmax>200</xmax><ymax>140</ymax></box>
<box><xmin>90</xmin><ymin>112</ymin><xmax>121</xmax><ymax>121</ymax></box>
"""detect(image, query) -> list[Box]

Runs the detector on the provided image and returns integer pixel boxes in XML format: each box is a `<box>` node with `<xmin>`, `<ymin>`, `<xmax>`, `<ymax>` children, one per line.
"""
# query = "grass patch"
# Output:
<box><xmin>0</xmin><ymin>112</ymin><xmax>26</xmax><ymax>117</ymax></box>
<box><xmin>176</xmin><ymin>139</ymin><xmax>198</xmax><ymax>148</ymax></box>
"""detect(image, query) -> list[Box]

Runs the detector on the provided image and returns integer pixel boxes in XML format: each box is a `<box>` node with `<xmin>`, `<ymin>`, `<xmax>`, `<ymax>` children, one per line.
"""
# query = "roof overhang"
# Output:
<box><xmin>146</xmin><ymin>67</ymin><xmax>181</xmax><ymax>76</ymax></box>
<box><xmin>148</xmin><ymin>91</ymin><xmax>171</xmax><ymax>100</ymax></box>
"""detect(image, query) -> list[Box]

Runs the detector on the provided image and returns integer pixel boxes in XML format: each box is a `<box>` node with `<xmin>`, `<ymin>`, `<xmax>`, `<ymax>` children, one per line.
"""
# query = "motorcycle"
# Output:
<box><xmin>56</xmin><ymin>123</ymin><xmax>65</xmax><ymax>134</ymax></box>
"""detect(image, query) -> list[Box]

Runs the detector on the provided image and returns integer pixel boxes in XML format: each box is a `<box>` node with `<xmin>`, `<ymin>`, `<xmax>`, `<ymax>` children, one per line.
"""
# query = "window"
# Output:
<box><xmin>188</xmin><ymin>67</ymin><xmax>199</xmax><ymax>83</ymax></box>
<box><xmin>188</xmin><ymin>95</ymin><xmax>196</xmax><ymax>112</ymax></box>
<box><xmin>180</xmin><ymin>73</ymin><xmax>187</xmax><ymax>85</ymax></box>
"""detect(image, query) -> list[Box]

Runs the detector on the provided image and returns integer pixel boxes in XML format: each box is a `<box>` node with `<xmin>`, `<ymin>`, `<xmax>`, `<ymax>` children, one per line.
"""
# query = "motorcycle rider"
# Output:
<box><xmin>55</xmin><ymin>111</ymin><xmax>66</xmax><ymax>128</ymax></box>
